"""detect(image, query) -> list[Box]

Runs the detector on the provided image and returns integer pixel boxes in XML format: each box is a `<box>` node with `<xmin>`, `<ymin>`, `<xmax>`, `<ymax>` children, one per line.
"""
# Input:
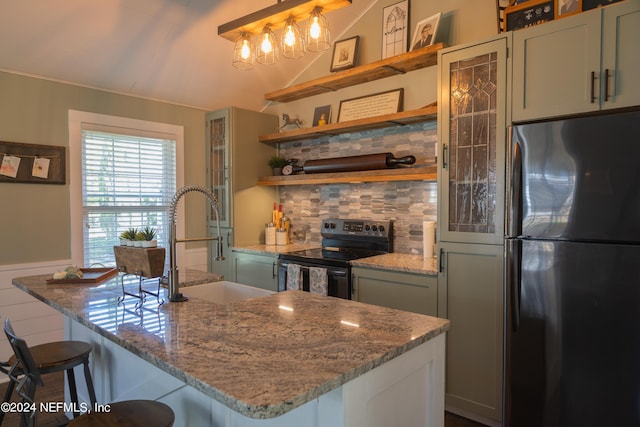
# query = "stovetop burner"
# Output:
<box><xmin>285</xmin><ymin>247</ymin><xmax>387</xmax><ymax>263</ymax></box>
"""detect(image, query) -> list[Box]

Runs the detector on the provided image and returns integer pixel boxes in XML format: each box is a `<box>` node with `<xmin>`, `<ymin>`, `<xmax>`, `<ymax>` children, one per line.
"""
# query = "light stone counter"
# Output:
<box><xmin>351</xmin><ymin>253</ymin><xmax>438</xmax><ymax>276</ymax></box>
<box><xmin>231</xmin><ymin>242</ymin><xmax>319</xmax><ymax>256</ymax></box>
<box><xmin>12</xmin><ymin>273</ymin><xmax>449</xmax><ymax>425</ymax></box>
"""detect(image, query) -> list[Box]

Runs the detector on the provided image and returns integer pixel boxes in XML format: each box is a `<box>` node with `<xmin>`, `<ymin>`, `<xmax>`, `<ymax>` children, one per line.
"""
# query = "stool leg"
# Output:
<box><xmin>66</xmin><ymin>368</ymin><xmax>80</xmax><ymax>418</ymax></box>
<box><xmin>0</xmin><ymin>379</ymin><xmax>16</xmax><ymax>425</ymax></box>
<box><xmin>82</xmin><ymin>358</ymin><xmax>97</xmax><ymax>408</ymax></box>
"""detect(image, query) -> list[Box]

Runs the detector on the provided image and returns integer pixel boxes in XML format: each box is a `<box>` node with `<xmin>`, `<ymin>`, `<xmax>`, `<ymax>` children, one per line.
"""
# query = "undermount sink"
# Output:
<box><xmin>181</xmin><ymin>281</ymin><xmax>273</xmax><ymax>304</ymax></box>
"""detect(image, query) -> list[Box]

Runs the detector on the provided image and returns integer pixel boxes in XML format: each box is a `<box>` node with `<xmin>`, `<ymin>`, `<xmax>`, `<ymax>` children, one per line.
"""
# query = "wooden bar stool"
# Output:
<box><xmin>67</xmin><ymin>400</ymin><xmax>175</xmax><ymax>426</ymax></box>
<box><xmin>2</xmin><ymin>318</ymin><xmax>97</xmax><ymax>426</ymax></box>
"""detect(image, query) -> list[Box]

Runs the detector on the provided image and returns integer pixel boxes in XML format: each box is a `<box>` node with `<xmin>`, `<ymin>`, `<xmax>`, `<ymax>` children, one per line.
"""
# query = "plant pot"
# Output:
<box><xmin>126</xmin><ymin>240</ymin><xmax>135</xmax><ymax>247</ymax></box>
<box><xmin>134</xmin><ymin>240</ymin><xmax>143</xmax><ymax>247</ymax></box>
<box><xmin>120</xmin><ymin>239</ymin><xmax>128</xmax><ymax>246</ymax></box>
<box><xmin>272</xmin><ymin>167</ymin><xmax>282</xmax><ymax>176</ymax></box>
<box><xmin>142</xmin><ymin>240</ymin><xmax>157</xmax><ymax>248</ymax></box>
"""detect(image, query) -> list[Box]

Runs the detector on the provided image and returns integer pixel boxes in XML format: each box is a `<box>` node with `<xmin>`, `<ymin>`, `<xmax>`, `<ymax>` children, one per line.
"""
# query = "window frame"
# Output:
<box><xmin>69</xmin><ymin>110</ymin><xmax>184</xmax><ymax>268</ymax></box>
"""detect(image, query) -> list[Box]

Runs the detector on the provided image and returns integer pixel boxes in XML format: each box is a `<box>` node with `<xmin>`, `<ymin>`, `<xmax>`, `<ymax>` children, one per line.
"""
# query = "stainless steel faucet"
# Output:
<box><xmin>168</xmin><ymin>185</ymin><xmax>224</xmax><ymax>302</ymax></box>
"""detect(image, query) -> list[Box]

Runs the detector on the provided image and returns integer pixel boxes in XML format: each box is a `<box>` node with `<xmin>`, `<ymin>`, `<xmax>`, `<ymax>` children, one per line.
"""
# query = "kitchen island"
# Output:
<box><xmin>12</xmin><ymin>273</ymin><xmax>449</xmax><ymax>427</ymax></box>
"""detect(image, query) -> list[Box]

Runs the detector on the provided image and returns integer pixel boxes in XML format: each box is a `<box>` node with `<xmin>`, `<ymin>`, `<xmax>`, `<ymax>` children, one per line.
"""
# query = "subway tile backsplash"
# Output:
<box><xmin>278</xmin><ymin>121</ymin><xmax>438</xmax><ymax>255</ymax></box>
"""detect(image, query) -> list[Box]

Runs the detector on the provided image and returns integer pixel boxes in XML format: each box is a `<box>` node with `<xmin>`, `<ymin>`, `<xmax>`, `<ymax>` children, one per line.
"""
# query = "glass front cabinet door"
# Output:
<box><xmin>438</xmin><ymin>36</ymin><xmax>509</xmax><ymax>246</ymax></box>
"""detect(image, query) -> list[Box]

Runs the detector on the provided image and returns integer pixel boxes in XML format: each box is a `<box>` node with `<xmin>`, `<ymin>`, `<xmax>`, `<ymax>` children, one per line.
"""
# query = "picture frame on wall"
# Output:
<box><xmin>382</xmin><ymin>0</ymin><xmax>409</xmax><ymax>59</ymax></box>
<box><xmin>410</xmin><ymin>12</ymin><xmax>441</xmax><ymax>51</ymax></box>
<box><xmin>330</xmin><ymin>36</ymin><xmax>360</xmax><ymax>72</ymax></box>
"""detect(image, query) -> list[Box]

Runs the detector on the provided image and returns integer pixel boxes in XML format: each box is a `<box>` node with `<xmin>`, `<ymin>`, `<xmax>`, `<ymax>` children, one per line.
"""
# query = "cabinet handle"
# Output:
<box><xmin>590</xmin><ymin>71</ymin><xmax>597</xmax><ymax>104</ymax></box>
<box><xmin>226</xmin><ymin>231</ymin><xmax>231</xmax><ymax>248</ymax></box>
<box><xmin>438</xmin><ymin>248</ymin><xmax>445</xmax><ymax>273</ymax></box>
<box><xmin>442</xmin><ymin>144</ymin><xmax>449</xmax><ymax>169</ymax></box>
<box><xmin>604</xmin><ymin>68</ymin><xmax>611</xmax><ymax>102</ymax></box>
<box><xmin>272</xmin><ymin>262</ymin><xmax>277</xmax><ymax>278</ymax></box>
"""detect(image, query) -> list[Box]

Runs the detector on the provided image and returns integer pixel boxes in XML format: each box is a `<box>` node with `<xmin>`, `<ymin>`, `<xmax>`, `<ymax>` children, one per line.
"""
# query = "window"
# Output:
<box><xmin>69</xmin><ymin>111</ymin><xmax>184</xmax><ymax>268</ymax></box>
<box><xmin>81</xmin><ymin>130</ymin><xmax>176</xmax><ymax>267</ymax></box>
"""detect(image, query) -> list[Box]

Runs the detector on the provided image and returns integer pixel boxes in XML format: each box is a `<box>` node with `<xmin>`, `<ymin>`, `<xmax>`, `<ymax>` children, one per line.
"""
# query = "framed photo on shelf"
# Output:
<box><xmin>410</xmin><ymin>12</ymin><xmax>441</xmax><ymax>51</ymax></box>
<box><xmin>330</xmin><ymin>36</ymin><xmax>360</xmax><ymax>72</ymax></box>
<box><xmin>382</xmin><ymin>0</ymin><xmax>409</xmax><ymax>59</ymax></box>
<box><xmin>312</xmin><ymin>105</ymin><xmax>332</xmax><ymax>126</ymax></box>
<box><xmin>338</xmin><ymin>89</ymin><xmax>404</xmax><ymax>123</ymax></box>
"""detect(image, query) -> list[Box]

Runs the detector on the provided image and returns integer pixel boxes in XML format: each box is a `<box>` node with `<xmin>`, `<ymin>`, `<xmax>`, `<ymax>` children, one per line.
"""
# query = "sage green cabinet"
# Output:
<box><xmin>512</xmin><ymin>1</ymin><xmax>640</xmax><ymax>122</ymax></box>
<box><xmin>232</xmin><ymin>251</ymin><xmax>278</xmax><ymax>292</ymax></box>
<box><xmin>437</xmin><ymin>242</ymin><xmax>504</xmax><ymax>424</ymax></box>
<box><xmin>206</xmin><ymin>107</ymin><xmax>278</xmax><ymax>278</ymax></box>
<box><xmin>352</xmin><ymin>267</ymin><xmax>437</xmax><ymax>317</ymax></box>
<box><xmin>437</xmin><ymin>34</ymin><xmax>509</xmax><ymax>425</ymax></box>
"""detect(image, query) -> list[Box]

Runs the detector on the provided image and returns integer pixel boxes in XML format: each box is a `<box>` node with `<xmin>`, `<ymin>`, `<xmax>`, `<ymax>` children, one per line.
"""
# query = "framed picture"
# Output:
<box><xmin>338</xmin><ymin>89</ymin><xmax>404</xmax><ymax>123</ymax></box>
<box><xmin>557</xmin><ymin>0</ymin><xmax>581</xmax><ymax>18</ymax></box>
<box><xmin>312</xmin><ymin>105</ymin><xmax>332</xmax><ymax>126</ymax></box>
<box><xmin>330</xmin><ymin>36</ymin><xmax>360</xmax><ymax>72</ymax></box>
<box><xmin>410</xmin><ymin>12</ymin><xmax>441</xmax><ymax>51</ymax></box>
<box><xmin>382</xmin><ymin>0</ymin><xmax>409</xmax><ymax>59</ymax></box>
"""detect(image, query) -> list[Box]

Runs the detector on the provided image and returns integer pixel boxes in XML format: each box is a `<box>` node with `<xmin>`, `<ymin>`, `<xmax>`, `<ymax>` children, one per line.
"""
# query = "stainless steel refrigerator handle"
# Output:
<box><xmin>506</xmin><ymin>239</ymin><xmax>521</xmax><ymax>332</ymax></box>
<box><xmin>507</xmin><ymin>133</ymin><xmax>523</xmax><ymax>238</ymax></box>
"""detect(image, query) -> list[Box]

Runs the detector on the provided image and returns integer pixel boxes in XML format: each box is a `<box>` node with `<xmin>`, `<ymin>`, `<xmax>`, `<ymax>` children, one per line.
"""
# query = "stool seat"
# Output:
<box><xmin>67</xmin><ymin>400</ymin><xmax>175</xmax><ymax>427</ymax></box>
<box><xmin>8</xmin><ymin>341</ymin><xmax>92</xmax><ymax>372</ymax></box>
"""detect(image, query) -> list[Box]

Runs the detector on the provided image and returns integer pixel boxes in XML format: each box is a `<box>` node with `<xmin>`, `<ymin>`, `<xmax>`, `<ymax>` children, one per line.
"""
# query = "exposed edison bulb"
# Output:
<box><xmin>284</xmin><ymin>25</ymin><xmax>296</xmax><ymax>47</ymax></box>
<box><xmin>309</xmin><ymin>16</ymin><xmax>321</xmax><ymax>40</ymax></box>
<box><xmin>261</xmin><ymin>32</ymin><xmax>273</xmax><ymax>54</ymax></box>
<box><xmin>240</xmin><ymin>39</ymin><xmax>251</xmax><ymax>59</ymax></box>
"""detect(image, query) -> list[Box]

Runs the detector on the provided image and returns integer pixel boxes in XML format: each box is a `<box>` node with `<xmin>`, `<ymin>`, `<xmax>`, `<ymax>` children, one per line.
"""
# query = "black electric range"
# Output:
<box><xmin>277</xmin><ymin>218</ymin><xmax>393</xmax><ymax>299</ymax></box>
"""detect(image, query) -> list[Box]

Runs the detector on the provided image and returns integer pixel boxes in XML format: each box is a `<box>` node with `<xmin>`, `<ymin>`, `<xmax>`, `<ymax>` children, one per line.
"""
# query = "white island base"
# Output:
<box><xmin>67</xmin><ymin>318</ymin><xmax>445</xmax><ymax>427</ymax></box>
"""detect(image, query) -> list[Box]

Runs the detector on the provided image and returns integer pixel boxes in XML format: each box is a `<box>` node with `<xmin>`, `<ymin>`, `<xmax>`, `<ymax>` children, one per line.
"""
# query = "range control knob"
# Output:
<box><xmin>324</xmin><ymin>222</ymin><xmax>330</xmax><ymax>229</ymax></box>
<box><xmin>372</xmin><ymin>225</ymin><xmax>378</xmax><ymax>232</ymax></box>
<box><xmin>365</xmin><ymin>224</ymin><xmax>371</xmax><ymax>231</ymax></box>
<box><xmin>330</xmin><ymin>222</ymin><xmax>336</xmax><ymax>229</ymax></box>
<box><xmin>378</xmin><ymin>225</ymin><xmax>385</xmax><ymax>232</ymax></box>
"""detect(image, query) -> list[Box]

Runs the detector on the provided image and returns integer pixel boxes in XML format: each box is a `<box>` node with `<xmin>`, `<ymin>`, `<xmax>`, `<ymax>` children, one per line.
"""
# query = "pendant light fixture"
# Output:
<box><xmin>256</xmin><ymin>25</ymin><xmax>279</xmax><ymax>65</ymax></box>
<box><xmin>281</xmin><ymin>15</ymin><xmax>306</xmax><ymax>59</ymax></box>
<box><xmin>218</xmin><ymin>0</ymin><xmax>351</xmax><ymax>70</ymax></box>
<box><xmin>232</xmin><ymin>32</ymin><xmax>254</xmax><ymax>70</ymax></box>
<box><xmin>306</xmin><ymin>6</ymin><xmax>331</xmax><ymax>52</ymax></box>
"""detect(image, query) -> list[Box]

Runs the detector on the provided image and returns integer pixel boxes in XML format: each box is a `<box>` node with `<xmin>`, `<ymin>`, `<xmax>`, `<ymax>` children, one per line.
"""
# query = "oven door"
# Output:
<box><xmin>277</xmin><ymin>259</ymin><xmax>351</xmax><ymax>299</ymax></box>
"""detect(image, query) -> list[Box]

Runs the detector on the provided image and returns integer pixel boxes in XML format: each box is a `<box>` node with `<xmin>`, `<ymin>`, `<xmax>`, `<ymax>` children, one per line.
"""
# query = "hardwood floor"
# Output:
<box><xmin>0</xmin><ymin>371</ymin><xmax>488</xmax><ymax>426</ymax></box>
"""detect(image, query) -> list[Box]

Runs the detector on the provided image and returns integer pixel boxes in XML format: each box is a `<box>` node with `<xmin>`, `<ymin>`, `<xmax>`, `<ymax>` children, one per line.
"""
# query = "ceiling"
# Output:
<box><xmin>0</xmin><ymin>0</ymin><xmax>374</xmax><ymax>112</ymax></box>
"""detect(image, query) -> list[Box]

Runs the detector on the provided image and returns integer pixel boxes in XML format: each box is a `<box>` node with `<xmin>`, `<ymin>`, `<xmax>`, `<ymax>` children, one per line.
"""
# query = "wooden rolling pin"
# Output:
<box><xmin>302</xmin><ymin>152</ymin><xmax>416</xmax><ymax>174</ymax></box>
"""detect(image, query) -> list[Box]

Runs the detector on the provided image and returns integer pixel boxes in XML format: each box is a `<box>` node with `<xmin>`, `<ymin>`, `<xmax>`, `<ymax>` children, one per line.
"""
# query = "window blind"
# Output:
<box><xmin>81</xmin><ymin>130</ymin><xmax>176</xmax><ymax>267</ymax></box>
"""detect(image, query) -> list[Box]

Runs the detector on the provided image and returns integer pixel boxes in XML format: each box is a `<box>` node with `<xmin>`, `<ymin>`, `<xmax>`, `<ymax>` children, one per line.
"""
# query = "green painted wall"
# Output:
<box><xmin>0</xmin><ymin>71</ymin><xmax>207</xmax><ymax>266</ymax></box>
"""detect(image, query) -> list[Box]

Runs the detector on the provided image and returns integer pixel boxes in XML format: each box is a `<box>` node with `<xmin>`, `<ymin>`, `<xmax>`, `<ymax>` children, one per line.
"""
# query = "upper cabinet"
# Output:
<box><xmin>512</xmin><ymin>1</ymin><xmax>640</xmax><ymax>122</ymax></box>
<box><xmin>438</xmin><ymin>36</ymin><xmax>510</xmax><ymax>246</ymax></box>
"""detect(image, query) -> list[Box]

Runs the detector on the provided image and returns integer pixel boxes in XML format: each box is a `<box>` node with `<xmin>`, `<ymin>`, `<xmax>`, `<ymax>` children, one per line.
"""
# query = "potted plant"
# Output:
<box><xmin>121</xmin><ymin>228</ymin><xmax>137</xmax><ymax>246</ymax></box>
<box><xmin>268</xmin><ymin>155</ymin><xmax>287</xmax><ymax>176</ymax></box>
<box><xmin>141</xmin><ymin>226</ymin><xmax>158</xmax><ymax>248</ymax></box>
<box><xmin>134</xmin><ymin>230</ymin><xmax>146</xmax><ymax>247</ymax></box>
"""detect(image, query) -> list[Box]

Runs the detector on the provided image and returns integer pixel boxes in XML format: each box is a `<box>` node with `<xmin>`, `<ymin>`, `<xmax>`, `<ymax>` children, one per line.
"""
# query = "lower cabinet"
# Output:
<box><xmin>437</xmin><ymin>242</ymin><xmax>504</xmax><ymax>425</ymax></box>
<box><xmin>232</xmin><ymin>251</ymin><xmax>278</xmax><ymax>292</ymax></box>
<box><xmin>352</xmin><ymin>267</ymin><xmax>438</xmax><ymax>317</ymax></box>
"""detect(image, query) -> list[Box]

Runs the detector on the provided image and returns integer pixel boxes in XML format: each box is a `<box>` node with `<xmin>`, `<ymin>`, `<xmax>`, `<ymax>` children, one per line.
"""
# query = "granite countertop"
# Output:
<box><xmin>232</xmin><ymin>242</ymin><xmax>319</xmax><ymax>256</ymax></box>
<box><xmin>12</xmin><ymin>273</ymin><xmax>449</xmax><ymax>419</ymax></box>
<box><xmin>351</xmin><ymin>253</ymin><xmax>439</xmax><ymax>276</ymax></box>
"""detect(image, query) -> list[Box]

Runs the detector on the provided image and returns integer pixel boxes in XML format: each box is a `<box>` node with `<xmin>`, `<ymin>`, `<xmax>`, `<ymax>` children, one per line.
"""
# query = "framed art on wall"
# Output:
<box><xmin>382</xmin><ymin>0</ymin><xmax>409</xmax><ymax>59</ymax></box>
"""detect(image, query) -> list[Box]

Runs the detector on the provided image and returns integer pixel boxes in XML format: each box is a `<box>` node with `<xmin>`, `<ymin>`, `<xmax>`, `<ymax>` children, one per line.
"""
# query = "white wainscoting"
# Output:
<box><xmin>0</xmin><ymin>260</ymin><xmax>70</xmax><ymax>362</ymax></box>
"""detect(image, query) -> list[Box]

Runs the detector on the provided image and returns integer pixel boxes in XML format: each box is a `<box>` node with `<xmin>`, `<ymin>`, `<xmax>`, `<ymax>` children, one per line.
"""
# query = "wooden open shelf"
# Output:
<box><xmin>259</xmin><ymin>104</ymin><xmax>437</xmax><ymax>144</ymax></box>
<box><xmin>264</xmin><ymin>43</ymin><xmax>444</xmax><ymax>103</ymax></box>
<box><xmin>258</xmin><ymin>165</ymin><xmax>437</xmax><ymax>186</ymax></box>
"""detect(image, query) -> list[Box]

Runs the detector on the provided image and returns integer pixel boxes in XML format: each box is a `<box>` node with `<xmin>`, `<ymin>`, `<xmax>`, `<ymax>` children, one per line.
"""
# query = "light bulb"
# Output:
<box><xmin>309</xmin><ymin>17</ymin><xmax>321</xmax><ymax>40</ymax></box>
<box><xmin>284</xmin><ymin>25</ymin><xmax>296</xmax><ymax>47</ymax></box>
<box><xmin>241</xmin><ymin>40</ymin><xmax>251</xmax><ymax>59</ymax></box>
<box><xmin>261</xmin><ymin>33</ymin><xmax>273</xmax><ymax>53</ymax></box>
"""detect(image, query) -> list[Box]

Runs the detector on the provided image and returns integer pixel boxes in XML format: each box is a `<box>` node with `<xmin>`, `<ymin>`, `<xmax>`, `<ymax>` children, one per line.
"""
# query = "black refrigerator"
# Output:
<box><xmin>505</xmin><ymin>108</ymin><xmax>640</xmax><ymax>427</ymax></box>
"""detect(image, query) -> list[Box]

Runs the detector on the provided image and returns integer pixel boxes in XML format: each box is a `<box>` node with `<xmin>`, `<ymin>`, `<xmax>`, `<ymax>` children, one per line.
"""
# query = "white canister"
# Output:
<box><xmin>423</xmin><ymin>221</ymin><xmax>436</xmax><ymax>258</ymax></box>
<box><xmin>276</xmin><ymin>228</ymin><xmax>288</xmax><ymax>245</ymax></box>
<box><xmin>265</xmin><ymin>223</ymin><xmax>276</xmax><ymax>245</ymax></box>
